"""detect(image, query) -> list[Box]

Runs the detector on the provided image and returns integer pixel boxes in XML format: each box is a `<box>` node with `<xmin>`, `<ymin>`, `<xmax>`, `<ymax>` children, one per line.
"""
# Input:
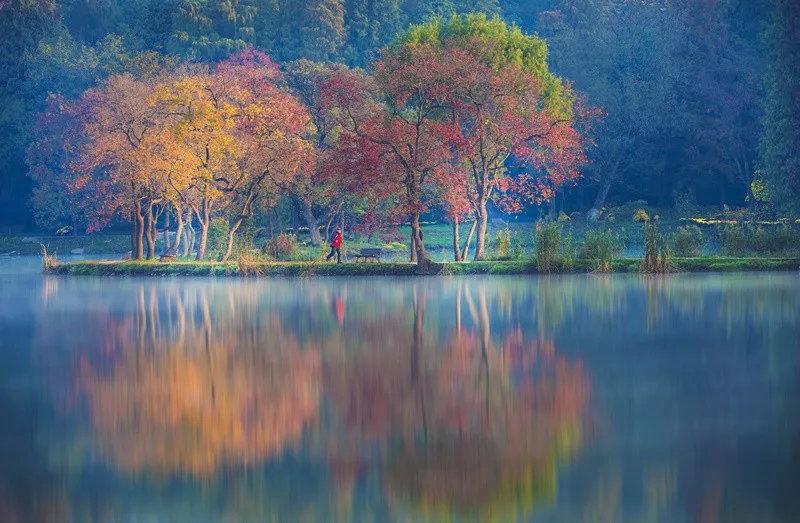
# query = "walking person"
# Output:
<box><xmin>326</xmin><ymin>228</ymin><xmax>343</xmax><ymax>263</ymax></box>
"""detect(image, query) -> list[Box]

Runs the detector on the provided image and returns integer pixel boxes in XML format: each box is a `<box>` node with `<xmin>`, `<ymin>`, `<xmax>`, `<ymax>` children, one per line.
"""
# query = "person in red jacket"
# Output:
<box><xmin>326</xmin><ymin>228</ymin><xmax>343</xmax><ymax>263</ymax></box>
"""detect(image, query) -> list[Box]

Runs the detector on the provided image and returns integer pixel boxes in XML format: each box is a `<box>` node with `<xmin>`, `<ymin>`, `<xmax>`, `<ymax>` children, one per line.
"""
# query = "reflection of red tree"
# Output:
<box><xmin>320</xmin><ymin>312</ymin><xmax>590</xmax><ymax>519</ymax></box>
<box><xmin>382</xmin><ymin>330</ymin><xmax>589</xmax><ymax>519</ymax></box>
<box><xmin>333</xmin><ymin>296</ymin><xmax>345</xmax><ymax>326</ymax></box>
<box><xmin>323</xmin><ymin>320</ymin><xmax>422</xmax><ymax>454</ymax></box>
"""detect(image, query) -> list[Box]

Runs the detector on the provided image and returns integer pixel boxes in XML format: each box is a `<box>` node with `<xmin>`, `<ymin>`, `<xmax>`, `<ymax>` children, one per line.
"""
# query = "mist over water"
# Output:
<box><xmin>1</xmin><ymin>259</ymin><xmax>799</xmax><ymax>521</ymax></box>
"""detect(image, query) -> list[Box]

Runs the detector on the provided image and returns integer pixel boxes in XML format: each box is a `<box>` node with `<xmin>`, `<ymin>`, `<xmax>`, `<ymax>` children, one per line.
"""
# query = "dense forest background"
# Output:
<box><xmin>1</xmin><ymin>0</ymin><xmax>798</xmax><ymax>230</ymax></box>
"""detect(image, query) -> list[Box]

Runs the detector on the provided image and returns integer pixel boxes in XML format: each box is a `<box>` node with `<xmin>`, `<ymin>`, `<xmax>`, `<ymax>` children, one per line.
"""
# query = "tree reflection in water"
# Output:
<box><xmin>61</xmin><ymin>280</ymin><xmax>591</xmax><ymax>519</ymax></box>
<box><xmin>73</xmin><ymin>286</ymin><xmax>322</xmax><ymax>478</ymax></box>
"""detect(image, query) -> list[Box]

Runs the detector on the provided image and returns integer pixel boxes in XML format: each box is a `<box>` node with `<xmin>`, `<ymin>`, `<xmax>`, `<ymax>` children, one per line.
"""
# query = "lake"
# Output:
<box><xmin>1</xmin><ymin>257</ymin><xmax>798</xmax><ymax>521</ymax></box>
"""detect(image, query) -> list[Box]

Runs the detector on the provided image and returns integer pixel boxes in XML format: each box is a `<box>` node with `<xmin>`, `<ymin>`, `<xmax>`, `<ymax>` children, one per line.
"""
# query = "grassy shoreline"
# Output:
<box><xmin>45</xmin><ymin>257</ymin><xmax>800</xmax><ymax>277</ymax></box>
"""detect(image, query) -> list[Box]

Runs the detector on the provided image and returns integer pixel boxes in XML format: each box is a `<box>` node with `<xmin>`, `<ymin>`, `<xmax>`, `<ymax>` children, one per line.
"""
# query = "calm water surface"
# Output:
<box><xmin>1</xmin><ymin>257</ymin><xmax>799</xmax><ymax>522</ymax></box>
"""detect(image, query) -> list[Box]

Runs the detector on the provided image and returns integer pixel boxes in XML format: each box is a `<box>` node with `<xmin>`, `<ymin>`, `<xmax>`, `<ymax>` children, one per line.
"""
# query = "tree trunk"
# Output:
<box><xmin>588</xmin><ymin>177</ymin><xmax>612</xmax><ymax>222</ymax></box>
<box><xmin>183</xmin><ymin>228</ymin><xmax>191</xmax><ymax>257</ymax></box>
<box><xmin>196</xmin><ymin>221</ymin><xmax>209</xmax><ymax>260</ymax></box>
<box><xmin>183</xmin><ymin>213</ymin><xmax>194</xmax><ymax>257</ymax></box>
<box><xmin>132</xmin><ymin>200</ymin><xmax>144</xmax><ymax>260</ymax></box>
<box><xmin>460</xmin><ymin>219</ymin><xmax>477</xmax><ymax>262</ymax></box>
<box><xmin>131</xmin><ymin>215</ymin><xmax>137</xmax><ymax>259</ymax></box>
<box><xmin>195</xmin><ymin>202</ymin><xmax>210</xmax><ymax>260</ymax></box>
<box><xmin>474</xmin><ymin>201</ymin><xmax>489</xmax><ymax>261</ymax></box>
<box><xmin>144</xmin><ymin>203</ymin><xmax>156</xmax><ymax>259</ymax></box>
<box><xmin>410</xmin><ymin>212</ymin><xmax>428</xmax><ymax>264</ymax></box>
<box><xmin>452</xmin><ymin>218</ymin><xmax>461</xmax><ymax>261</ymax></box>
<box><xmin>301</xmin><ymin>199</ymin><xmax>322</xmax><ymax>246</ymax></box>
<box><xmin>163</xmin><ymin>211</ymin><xmax>172</xmax><ymax>253</ymax></box>
<box><xmin>172</xmin><ymin>206</ymin><xmax>184</xmax><ymax>256</ymax></box>
<box><xmin>324</xmin><ymin>212</ymin><xmax>336</xmax><ymax>244</ymax></box>
<box><xmin>221</xmin><ymin>217</ymin><xmax>244</xmax><ymax>262</ymax></box>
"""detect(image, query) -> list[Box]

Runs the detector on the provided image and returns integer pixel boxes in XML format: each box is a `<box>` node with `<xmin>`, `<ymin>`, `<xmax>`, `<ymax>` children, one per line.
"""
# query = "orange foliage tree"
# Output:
<box><xmin>216</xmin><ymin>49</ymin><xmax>315</xmax><ymax>261</ymax></box>
<box><xmin>69</xmin><ymin>73</ymin><xmax>174</xmax><ymax>259</ymax></box>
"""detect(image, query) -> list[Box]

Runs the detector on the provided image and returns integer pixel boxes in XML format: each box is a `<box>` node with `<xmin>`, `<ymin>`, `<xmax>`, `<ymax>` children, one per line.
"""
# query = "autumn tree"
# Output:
<box><xmin>284</xmin><ymin>59</ymin><xmax>350</xmax><ymax>246</ymax></box>
<box><xmin>153</xmin><ymin>68</ymin><xmax>241</xmax><ymax>260</ymax></box>
<box><xmin>322</xmin><ymin>53</ymin><xmax>457</xmax><ymax>263</ymax></box>
<box><xmin>397</xmin><ymin>14</ymin><xmax>587</xmax><ymax>259</ymax></box>
<box><xmin>215</xmin><ymin>49</ymin><xmax>315</xmax><ymax>261</ymax></box>
<box><xmin>69</xmin><ymin>73</ymin><xmax>177</xmax><ymax>259</ymax></box>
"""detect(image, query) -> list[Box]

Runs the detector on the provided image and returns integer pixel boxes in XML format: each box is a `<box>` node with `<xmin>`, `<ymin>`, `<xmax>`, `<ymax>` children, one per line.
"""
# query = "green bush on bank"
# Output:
<box><xmin>579</xmin><ymin>229</ymin><xmax>622</xmax><ymax>271</ymax></box>
<box><xmin>534</xmin><ymin>221</ymin><xmax>561</xmax><ymax>272</ymax></box>
<box><xmin>641</xmin><ymin>222</ymin><xmax>672</xmax><ymax>273</ymax></box>
<box><xmin>206</xmin><ymin>217</ymin><xmax>229</xmax><ymax>259</ymax></box>
<box><xmin>672</xmin><ymin>225</ymin><xmax>703</xmax><ymax>257</ymax></box>
<box><xmin>491</xmin><ymin>225</ymin><xmax>512</xmax><ymax>259</ymax></box>
<box><xmin>263</xmin><ymin>233</ymin><xmax>299</xmax><ymax>260</ymax></box>
<box><xmin>717</xmin><ymin>223</ymin><xmax>799</xmax><ymax>256</ymax></box>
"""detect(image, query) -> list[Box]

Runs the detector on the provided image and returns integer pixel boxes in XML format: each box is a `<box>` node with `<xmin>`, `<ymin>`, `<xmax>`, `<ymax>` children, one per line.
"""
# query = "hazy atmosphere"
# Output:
<box><xmin>1</xmin><ymin>1</ymin><xmax>799</xmax><ymax>521</ymax></box>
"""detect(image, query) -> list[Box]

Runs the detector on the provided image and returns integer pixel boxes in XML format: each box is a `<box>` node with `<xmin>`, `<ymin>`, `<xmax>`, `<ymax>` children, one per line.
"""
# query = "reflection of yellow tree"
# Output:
<box><xmin>75</xmin><ymin>286</ymin><xmax>321</xmax><ymax>478</ymax></box>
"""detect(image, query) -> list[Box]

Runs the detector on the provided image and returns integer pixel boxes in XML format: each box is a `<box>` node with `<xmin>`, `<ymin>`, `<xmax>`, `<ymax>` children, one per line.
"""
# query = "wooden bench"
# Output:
<box><xmin>352</xmin><ymin>248</ymin><xmax>382</xmax><ymax>263</ymax></box>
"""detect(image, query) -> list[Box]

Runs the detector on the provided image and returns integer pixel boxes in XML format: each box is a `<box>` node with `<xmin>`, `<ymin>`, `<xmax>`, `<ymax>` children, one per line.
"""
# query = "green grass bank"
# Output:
<box><xmin>46</xmin><ymin>257</ymin><xmax>800</xmax><ymax>277</ymax></box>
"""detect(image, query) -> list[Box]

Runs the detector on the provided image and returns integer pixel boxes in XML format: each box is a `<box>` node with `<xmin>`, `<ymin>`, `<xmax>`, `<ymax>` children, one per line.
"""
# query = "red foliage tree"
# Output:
<box><xmin>321</xmin><ymin>54</ymin><xmax>459</xmax><ymax>263</ymax></box>
<box><xmin>396</xmin><ymin>15</ymin><xmax>591</xmax><ymax>260</ymax></box>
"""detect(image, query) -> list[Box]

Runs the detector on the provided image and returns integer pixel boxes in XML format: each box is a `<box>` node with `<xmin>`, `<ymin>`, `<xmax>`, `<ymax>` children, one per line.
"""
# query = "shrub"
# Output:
<box><xmin>492</xmin><ymin>225</ymin><xmax>511</xmax><ymax>259</ymax></box>
<box><xmin>227</xmin><ymin>221</ymin><xmax>257</xmax><ymax>260</ymax></box>
<box><xmin>40</xmin><ymin>243</ymin><xmax>58</xmax><ymax>271</ymax></box>
<box><xmin>718</xmin><ymin>223</ymin><xmax>799</xmax><ymax>256</ymax></box>
<box><xmin>236</xmin><ymin>251</ymin><xmax>265</xmax><ymax>276</ymax></box>
<box><xmin>633</xmin><ymin>208</ymin><xmax>650</xmax><ymax>223</ymax></box>
<box><xmin>558</xmin><ymin>210</ymin><xmax>570</xmax><ymax>222</ymax></box>
<box><xmin>672</xmin><ymin>225</ymin><xmax>703</xmax><ymax>257</ymax></box>
<box><xmin>718</xmin><ymin>224</ymin><xmax>749</xmax><ymax>255</ymax></box>
<box><xmin>579</xmin><ymin>229</ymin><xmax>621</xmax><ymax>272</ymax></box>
<box><xmin>207</xmin><ymin>217</ymin><xmax>229</xmax><ymax>258</ymax></box>
<box><xmin>508</xmin><ymin>231</ymin><xmax>528</xmax><ymax>260</ymax></box>
<box><xmin>640</xmin><ymin>222</ymin><xmax>671</xmax><ymax>273</ymax></box>
<box><xmin>535</xmin><ymin>221</ymin><xmax>563</xmax><ymax>272</ymax></box>
<box><xmin>263</xmin><ymin>233</ymin><xmax>298</xmax><ymax>260</ymax></box>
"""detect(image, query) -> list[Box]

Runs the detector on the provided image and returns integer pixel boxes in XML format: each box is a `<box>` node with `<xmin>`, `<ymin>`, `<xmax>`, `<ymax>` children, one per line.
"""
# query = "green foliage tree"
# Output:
<box><xmin>0</xmin><ymin>0</ymin><xmax>60</xmax><ymax>226</ymax></box>
<box><xmin>342</xmin><ymin>0</ymin><xmax>402</xmax><ymax>65</ymax></box>
<box><xmin>757</xmin><ymin>0</ymin><xmax>800</xmax><ymax>214</ymax></box>
<box><xmin>536</xmin><ymin>0</ymin><xmax>678</xmax><ymax>219</ymax></box>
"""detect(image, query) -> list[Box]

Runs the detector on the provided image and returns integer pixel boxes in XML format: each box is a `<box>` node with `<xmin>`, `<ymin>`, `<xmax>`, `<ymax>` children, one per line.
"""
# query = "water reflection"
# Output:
<box><xmin>59</xmin><ymin>281</ymin><xmax>590</xmax><ymax>520</ymax></box>
<box><xmin>2</xmin><ymin>266</ymin><xmax>798</xmax><ymax>520</ymax></box>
